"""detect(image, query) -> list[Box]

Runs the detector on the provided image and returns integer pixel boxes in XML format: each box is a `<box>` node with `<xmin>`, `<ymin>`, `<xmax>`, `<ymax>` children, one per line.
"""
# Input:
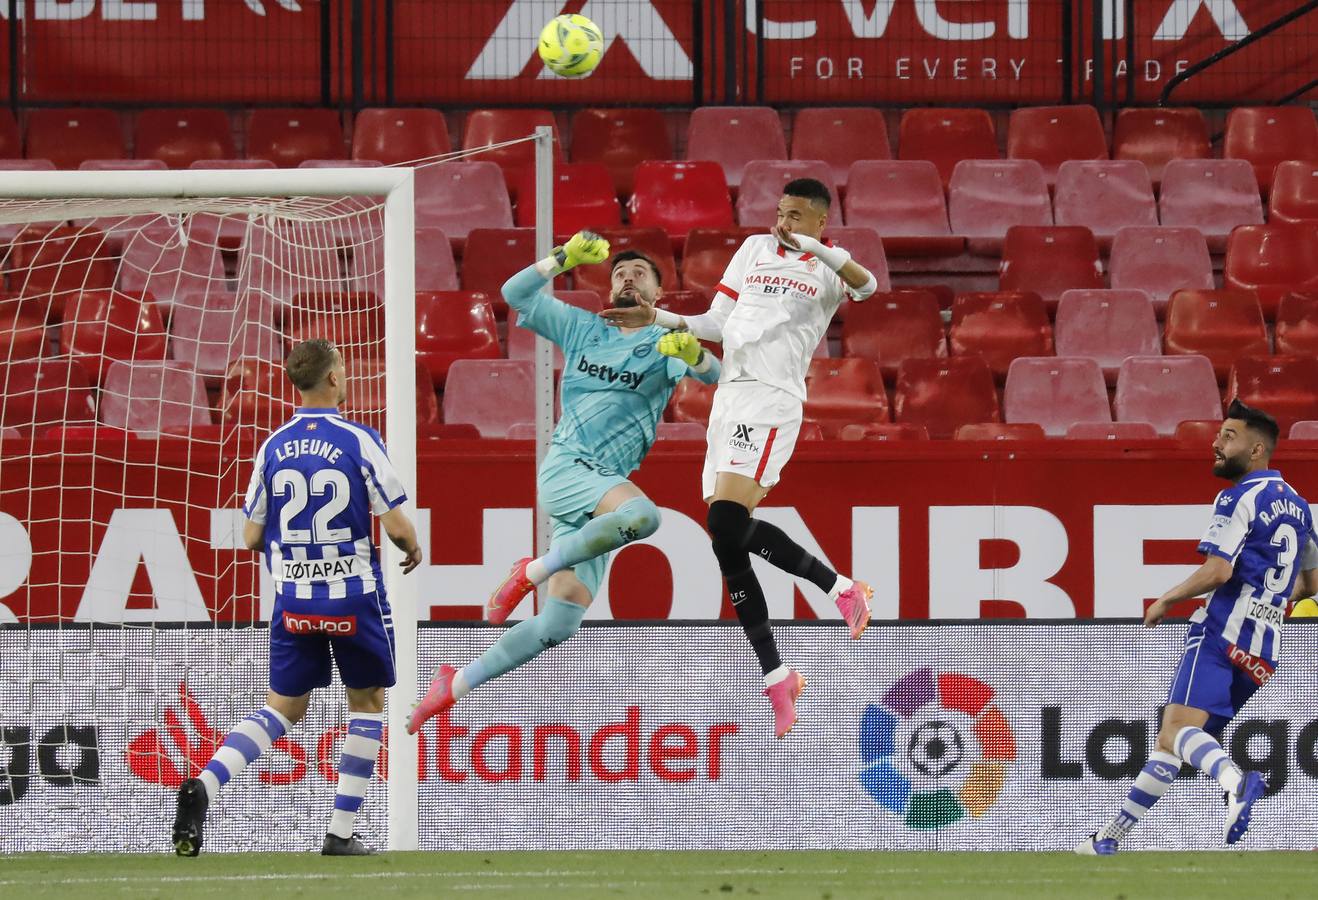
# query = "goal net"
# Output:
<box><xmin>0</xmin><ymin>168</ymin><xmax>418</xmax><ymax>851</ymax></box>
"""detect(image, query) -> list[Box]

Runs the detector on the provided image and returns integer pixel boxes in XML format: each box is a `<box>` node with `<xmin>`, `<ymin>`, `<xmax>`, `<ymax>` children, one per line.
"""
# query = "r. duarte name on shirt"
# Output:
<box><xmin>744</xmin><ymin>273</ymin><xmax>819</xmax><ymax>297</ymax></box>
<box><xmin>1259</xmin><ymin>497</ymin><xmax>1308</xmax><ymax>527</ymax></box>
<box><xmin>576</xmin><ymin>357</ymin><xmax>647</xmax><ymax>390</ymax></box>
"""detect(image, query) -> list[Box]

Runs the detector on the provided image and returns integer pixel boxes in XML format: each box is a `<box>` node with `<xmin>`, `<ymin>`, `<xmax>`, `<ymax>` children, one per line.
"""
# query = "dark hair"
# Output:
<box><xmin>610</xmin><ymin>249</ymin><xmax>662</xmax><ymax>286</ymax></box>
<box><xmin>1226</xmin><ymin>398</ymin><xmax>1280</xmax><ymax>451</ymax></box>
<box><xmin>782</xmin><ymin>177</ymin><xmax>832</xmax><ymax>210</ymax></box>
<box><xmin>285</xmin><ymin>338</ymin><xmax>339</xmax><ymax>391</ymax></box>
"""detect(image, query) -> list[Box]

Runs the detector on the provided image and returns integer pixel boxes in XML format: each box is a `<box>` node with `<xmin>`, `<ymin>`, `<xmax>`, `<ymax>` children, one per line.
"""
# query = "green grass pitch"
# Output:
<box><xmin>3</xmin><ymin>851</ymin><xmax>1314</xmax><ymax>899</ymax></box>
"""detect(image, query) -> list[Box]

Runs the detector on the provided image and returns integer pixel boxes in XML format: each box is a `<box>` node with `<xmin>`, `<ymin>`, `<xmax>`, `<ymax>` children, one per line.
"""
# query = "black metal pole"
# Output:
<box><xmin>1274</xmin><ymin>77</ymin><xmax>1318</xmax><ymax>106</ymax></box>
<box><xmin>1124</xmin><ymin>0</ymin><xmax>1136</xmax><ymax>104</ymax></box>
<box><xmin>692</xmin><ymin>0</ymin><xmax>704</xmax><ymax>105</ymax></box>
<box><xmin>723</xmin><ymin>0</ymin><xmax>737</xmax><ymax>103</ymax></box>
<box><xmin>1091</xmin><ymin>0</ymin><xmax>1104</xmax><ymax>110</ymax></box>
<box><xmin>755</xmin><ymin>0</ymin><xmax>765</xmax><ymax>104</ymax></box>
<box><xmin>351</xmin><ymin>0</ymin><xmax>365</xmax><ymax>110</ymax></box>
<box><xmin>319</xmin><ymin>0</ymin><xmax>332</xmax><ymax>106</ymax></box>
<box><xmin>384</xmin><ymin>0</ymin><xmax>394</xmax><ymax>106</ymax></box>
<box><xmin>1061</xmin><ymin>0</ymin><xmax>1072</xmax><ymax>104</ymax></box>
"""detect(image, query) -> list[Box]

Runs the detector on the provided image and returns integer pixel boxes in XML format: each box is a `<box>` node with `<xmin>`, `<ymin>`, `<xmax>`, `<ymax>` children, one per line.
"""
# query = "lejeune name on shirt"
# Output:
<box><xmin>282</xmin><ymin>557</ymin><xmax>360</xmax><ymax>584</ymax></box>
<box><xmin>1259</xmin><ymin>497</ymin><xmax>1307</xmax><ymax>527</ymax></box>
<box><xmin>274</xmin><ymin>438</ymin><xmax>343</xmax><ymax>464</ymax></box>
<box><xmin>1246</xmin><ymin>598</ymin><xmax>1285</xmax><ymax>627</ymax></box>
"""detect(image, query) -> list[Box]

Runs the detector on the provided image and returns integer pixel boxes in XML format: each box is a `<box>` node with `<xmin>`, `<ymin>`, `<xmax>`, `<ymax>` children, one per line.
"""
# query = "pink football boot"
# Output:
<box><xmin>763</xmin><ymin>669</ymin><xmax>806</xmax><ymax>738</ymax></box>
<box><xmin>407</xmin><ymin>664</ymin><xmax>456</xmax><ymax>735</ymax></box>
<box><xmin>835</xmin><ymin>579</ymin><xmax>873</xmax><ymax>639</ymax></box>
<box><xmin>486</xmin><ymin>557</ymin><xmax>534</xmax><ymax>625</ymax></box>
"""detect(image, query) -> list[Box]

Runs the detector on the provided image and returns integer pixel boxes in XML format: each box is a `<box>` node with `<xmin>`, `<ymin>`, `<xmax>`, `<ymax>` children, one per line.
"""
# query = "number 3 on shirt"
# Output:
<box><xmin>1265</xmin><ymin>523</ymin><xmax>1298</xmax><ymax>594</ymax></box>
<box><xmin>272</xmin><ymin>469</ymin><xmax>352</xmax><ymax>544</ymax></box>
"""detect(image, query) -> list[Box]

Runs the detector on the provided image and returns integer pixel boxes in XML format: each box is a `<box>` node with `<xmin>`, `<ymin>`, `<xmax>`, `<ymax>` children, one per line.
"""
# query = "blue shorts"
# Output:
<box><xmin>1166</xmin><ymin>623</ymin><xmax>1263</xmax><ymax>736</ymax></box>
<box><xmin>538</xmin><ymin>446</ymin><xmax>630</xmax><ymax>596</ymax></box>
<box><xmin>269</xmin><ymin>591</ymin><xmax>396</xmax><ymax>697</ymax></box>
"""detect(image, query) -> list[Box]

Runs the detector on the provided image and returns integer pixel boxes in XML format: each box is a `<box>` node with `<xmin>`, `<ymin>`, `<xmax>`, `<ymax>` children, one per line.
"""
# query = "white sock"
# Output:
<box><xmin>525</xmin><ymin>558</ymin><xmax>549</xmax><ymax>584</ymax></box>
<box><xmin>764</xmin><ymin>665</ymin><xmax>791</xmax><ymax>688</ymax></box>
<box><xmin>828</xmin><ymin>575</ymin><xmax>854</xmax><ymax>602</ymax></box>
<box><xmin>328</xmin><ymin>713</ymin><xmax>383</xmax><ymax>840</ymax></box>
<box><xmin>1174</xmin><ymin>726</ymin><xmax>1243</xmax><ymax>795</ymax></box>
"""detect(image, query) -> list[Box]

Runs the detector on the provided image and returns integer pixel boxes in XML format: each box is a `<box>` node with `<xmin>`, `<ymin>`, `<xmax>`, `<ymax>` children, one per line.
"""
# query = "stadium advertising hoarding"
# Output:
<box><xmin>1</xmin><ymin>624</ymin><xmax>1316</xmax><ymax>851</ymax></box>
<box><xmin>3</xmin><ymin>443</ymin><xmax>1317</xmax><ymax>623</ymax></box>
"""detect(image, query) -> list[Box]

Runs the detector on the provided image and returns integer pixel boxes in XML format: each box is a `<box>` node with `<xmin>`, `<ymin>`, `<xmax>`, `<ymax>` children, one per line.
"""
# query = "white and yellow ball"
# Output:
<box><xmin>538</xmin><ymin>14</ymin><xmax>604</xmax><ymax>79</ymax></box>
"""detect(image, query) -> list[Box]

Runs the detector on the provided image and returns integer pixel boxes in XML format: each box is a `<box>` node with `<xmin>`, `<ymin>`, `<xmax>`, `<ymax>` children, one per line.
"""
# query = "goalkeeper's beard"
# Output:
<box><xmin>611</xmin><ymin>288</ymin><xmax>642</xmax><ymax>309</ymax></box>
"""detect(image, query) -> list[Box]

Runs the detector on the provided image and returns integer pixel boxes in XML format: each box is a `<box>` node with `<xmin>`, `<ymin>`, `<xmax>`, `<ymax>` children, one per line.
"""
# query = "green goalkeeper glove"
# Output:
<box><xmin>551</xmin><ymin>230</ymin><xmax>610</xmax><ymax>273</ymax></box>
<box><xmin>658</xmin><ymin>331</ymin><xmax>703</xmax><ymax>366</ymax></box>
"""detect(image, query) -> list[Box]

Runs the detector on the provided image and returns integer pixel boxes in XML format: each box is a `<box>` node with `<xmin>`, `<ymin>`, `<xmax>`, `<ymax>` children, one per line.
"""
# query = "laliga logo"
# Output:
<box><xmin>859</xmin><ymin>667</ymin><xmax>1016</xmax><ymax>830</ymax></box>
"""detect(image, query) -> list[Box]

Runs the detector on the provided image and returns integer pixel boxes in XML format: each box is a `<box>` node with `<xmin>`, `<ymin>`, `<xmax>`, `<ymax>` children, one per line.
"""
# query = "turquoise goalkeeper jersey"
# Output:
<box><xmin>504</xmin><ymin>266</ymin><xmax>720</xmax><ymax>476</ymax></box>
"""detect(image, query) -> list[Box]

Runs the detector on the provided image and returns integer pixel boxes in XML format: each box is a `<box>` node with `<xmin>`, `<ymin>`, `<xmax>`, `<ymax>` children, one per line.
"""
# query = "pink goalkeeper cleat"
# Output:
<box><xmin>407</xmin><ymin>664</ymin><xmax>456</xmax><ymax>735</ymax></box>
<box><xmin>486</xmin><ymin>557</ymin><xmax>534</xmax><ymax>625</ymax></box>
<box><xmin>835</xmin><ymin>579</ymin><xmax>873</xmax><ymax>639</ymax></box>
<box><xmin>763</xmin><ymin>669</ymin><xmax>805</xmax><ymax>738</ymax></box>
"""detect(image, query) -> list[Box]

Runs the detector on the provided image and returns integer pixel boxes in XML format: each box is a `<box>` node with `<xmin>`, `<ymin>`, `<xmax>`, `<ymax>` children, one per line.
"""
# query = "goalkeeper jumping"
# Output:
<box><xmin>408</xmin><ymin>232</ymin><xmax>720</xmax><ymax>732</ymax></box>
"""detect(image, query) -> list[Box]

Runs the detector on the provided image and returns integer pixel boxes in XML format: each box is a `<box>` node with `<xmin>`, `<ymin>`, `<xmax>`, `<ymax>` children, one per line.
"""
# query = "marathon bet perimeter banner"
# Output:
<box><xmin>1</xmin><ymin>624</ymin><xmax>1316</xmax><ymax>852</ymax></box>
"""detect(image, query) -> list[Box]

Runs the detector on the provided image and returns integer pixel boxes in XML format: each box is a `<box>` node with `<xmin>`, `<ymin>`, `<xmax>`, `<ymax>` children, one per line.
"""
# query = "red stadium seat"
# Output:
<box><xmin>1112</xmin><ymin>107</ymin><xmax>1210</xmax><ymax>186</ymax></box>
<box><xmin>0</xmin><ymin>294</ymin><xmax>50</xmax><ymax>362</ymax></box>
<box><xmin>797</xmin><ymin>421</ymin><xmax>825</xmax><ymax>441</ymax></box>
<box><xmin>420</xmin><ymin>423</ymin><xmax>482</xmax><ymax>440</ymax></box>
<box><xmin>1159</xmin><ymin>160</ymin><xmax>1264</xmax><ymax>253</ymax></box>
<box><xmin>350</xmin><ymin>226</ymin><xmax>458</xmax><ymax>294</ymax></box>
<box><xmin>73</xmin><ymin>160</ymin><xmax>171</xmax><ymax>251</ymax></box>
<box><xmin>190</xmin><ymin>159</ymin><xmax>277</xmax><ymax>169</ymax></box>
<box><xmin>0</xmin><ymin>160</ymin><xmax>55</xmax><ymax>241</ymax></box>
<box><xmin>460</xmin><ymin>228</ymin><xmax>538</xmax><ymax>305</ymax></box>
<box><xmin>514</xmin><ymin>162</ymin><xmax>621</xmax><ymax>235</ymax></box>
<box><xmin>1163</xmin><ymin>289</ymin><xmax>1268</xmax><ymax>382</ymax></box>
<box><xmin>1223</xmin><ymin>106</ymin><xmax>1318</xmax><ymax>193</ymax></box>
<box><xmin>686</xmin><ymin>106</ymin><xmax>787</xmax><ymax>192</ymax></box>
<box><xmin>894</xmin><ymin>357</ymin><xmax>1000</xmax><ymax>439</ymax></box>
<box><xmin>736</xmin><ymin>160</ymin><xmax>838</xmax><ymax>229</ymax></box>
<box><xmin>1267</xmin><ymin>160</ymin><xmax>1318</xmax><ymax>225</ymax></box>
<box><xmin>802</xmin><ymin>358</ymin><xmax>888</xmax><ymax>437</ymax></box>
<box><xmin>335</xmin><ymin>358</ymin><xmax>438</xmax><ymax>429</ymax></box>
<box><xmin>1053</xmin><ymin>161</ymin><xmax>1158</xmax><ymax>250</ymax></box>
<box><xmin>1175</xmin><ymin>418</ymin><xmax>1223</xmax><ymax>446</ymax></box>
<box><xmin>898</xmin><ymin>108</ymin><xmax>998</xmax><ymax>187</ymax></box>
<box><xmin>507</xmin><ymin>290</ymin><xmax>603</xmax><ymax>371</ymax></box>
<box><xmin>134</xmin><ymin>108</ymin><xmax>234</xmax><ymax>169</ymax></box>
<box><xmin>1290</xmin><ymin>421</ymin><xmax>1318</xmax><ymax>440</ymax></box>
<box><xmin>668</xmin><ymin>377</ymin><xmax>717</xmax><ymax>424</ymax></box>
<box><xmin>1275</xmin><ymin>291</ymin><xmax>1318</xmax><ymax>357</ymax></box>
<box><xmin>0</xmin><ymin>358</ymin><xmax>96</xmax><ymax>431</ymax></box>
<box><xmin>821</xmin><ymin>226</ymin><xmax>890</xmax><ymax>295</ymax></box>
<box><xmin>1115</xmin><ymin>356</ymin><xmax>1221</xmax><ymax>435</ymax></box>
<box><xmin>1053</xmin><ymin>289</ymin><xmax>1160</xmax><ymax>384</ymax></box>
<box><xmin>572</xmin><ymin>227</ymin><xmax>678</xmax><ymax>298</ymax></box>
<box><xmin>1224</xmin><ymin>224</ymin><xmax>1318</xmax><ymax>319</ymax></box>
<box><xmin>657</xmin><ymin>421</ymin><xmax>705</xmax><ymax>441</ymax></box>
<box><xmin>680</xmin><ymin>227</ymin><xmax>762</xmax><ymax>300</ymax></box>
<box><xmin>1227</xmin><ymin>356</ymin><xmax>1318</xmax><ymax>435</ymax></box>
<box><xmin>947</xmin><ymin>159</ymin><xmax>1052</xmax><ymax>256</ymax></box>
<box><xmin>7</xmin><ymin>225</ymin><xmax>116</xmax><ymax>318</ymax></box>
<box><xmin>247</xmin><ymin>108</ymin><xmax>346</xmax><ymax>168</ymax></box>
<box><xmin>1108</xmin><ymin>226</ymin><xmax>1214</xmax><ymax>316</ymax></box>
<box><xmin>1065</xmin><ymin>421</ymin><xmax>1160</xmax><ymax>440</ymax></box>
<box><xmin>791</xmin><ymin>107</ymin><xmax>891</xmax><ymax>192</ymax></box>
<box><xmin>1007</xmin><ymin>105</ymin><xmax>1108</xmax><ymax>186</ymax></box>
<box><xmin>442</xmin><ymin>359</ymin><xmax>535</xmax><ymax>438</ymax></box>
<box><xmin>59</xmin><ymin>289</ymin><xmax>167</xmax><ymax>384</ymax></box>
<box><xmin>415</xmin><ymin>290</ymin><xmax>501</xmax><ymax>387</ymax></box>
<box><xmin>237</xmin><ymin>223</ymin><xmax>349</xmax><ymax>307</ymax></box>
<box><xmin>0</xmin><ymin>109</ymin><xmax>18</xmax><ymax>158</ymax></box>
<box><xmin>461</xmin><ymin>109</ymin><xmax>562</xmax><ymax>201</ymax></box>
<box><xmin>841</xmin><ymin>289</ymin><xmax>946</xmax><ymax>383</ymax></box>
<box><xmin>839</xmin><ymin>422</ymin><xmax>929</xmax><ymax>441</ymax></box>
<box><xmin>628</xmin><ymin>161</ymin><xmax>734</xmax><ymax>247</ymax></box>
<box><xmin>955</xmin><ymin>422</ymin><xmax>1046</xmax><ymax>441</ymax></box>
<box><xmin>220</xmin><ymin>357</ymin><xmax>297</xmax><ymax>430</ymax></box>
<box><xmin>26</xmin><ymin>108</ymin><xmax>124</xmax><ymax>169</ymax></box>
<box><xmin>949</xmin><ymin>291</ymin><xmax>1053</xmax><ymax>381</ymax></box>
<box><xmin>844</xmin><ymin>160</ymin><xmax>962</xmax><ymax>257</ymax></box>
<box><xmin>570</xmin><ymin>108</ymin><xmax>673</xmax><ymax>197</ymax></box>
<box><xmin>167</xmin><ymin>290</ymin><xmax>279</xmax><ymax>378</ymax></box>
<box><xmin>283</xmin><ymin>293</ymin><xmax>382</xmax><ymax>362</ymax></box>
<box><xmin>118</xmin><ymin>222</ymin><xmax>226</xmax><ymax>310</ymax></box>
<box><xmin>1003</xmin><ymin>356</ymin><xmax>1110</xmax><ymax>436</ymax></box>
<box><xmin>655</xmin><ymin>289</ymin><xmax>707</xmax><ymax>319</ymax></box>
<box><xmin>352</xmin><ymin>107</ymin><xmax>451</xmax><ymax>165</ymax></box>
<box><xmin>414</xmin><ymin>161</ymin><xmax>513</xmax><ymax>248</ymax></box>
<box><xmin>999</xmin><ymin>226</ymin><xmax>1102</xmax><ymax>311</ymax></box>
<box><xmin>99</xmin><ymin>360</ymin><xmax>211</xmax><ymax>432</ymax></box>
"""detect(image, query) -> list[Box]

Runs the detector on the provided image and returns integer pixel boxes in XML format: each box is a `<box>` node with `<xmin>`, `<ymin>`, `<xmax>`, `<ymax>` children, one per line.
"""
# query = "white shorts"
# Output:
<box><xmin>702</xmin><ymin>380</ymin><xmax>803</xmax><ymax>499</ymax></box>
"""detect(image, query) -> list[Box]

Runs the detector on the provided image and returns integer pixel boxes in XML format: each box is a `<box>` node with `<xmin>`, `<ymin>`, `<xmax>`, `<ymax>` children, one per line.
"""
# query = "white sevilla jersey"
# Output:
<box><xmin>714</xmin><ymin>233</ymin><xmax>848</xmax><ymax>401</ymax></box>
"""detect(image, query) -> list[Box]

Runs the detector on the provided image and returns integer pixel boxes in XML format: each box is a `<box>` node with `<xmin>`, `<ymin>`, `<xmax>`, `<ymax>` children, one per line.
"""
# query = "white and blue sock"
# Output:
<box><xmin>1097</xmin><ymin>750</ymin><xmax>1181</xmax><ymax>842</ymax></box>
<box><xmin>1175</xmin><ymin>725</ymin><xmax>1243</xmax><ymax>795</ymax></box>
<box><xmin>328</xmin><ymin>712</ymin><xmax>384</xmax><ymax>839</ymax></box>
<box><xmin>198</xmin><ymin>705</ymin><xmax>291</xmax><ymax>799</ymax></box>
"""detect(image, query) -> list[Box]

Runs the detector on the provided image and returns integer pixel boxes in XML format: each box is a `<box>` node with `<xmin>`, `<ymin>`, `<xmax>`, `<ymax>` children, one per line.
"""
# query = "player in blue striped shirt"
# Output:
<box><xmin>171</xmin><ymin>339</ymin><xmax>422</xmax><ymax>857</ymax></box>
<box><xmin>408</xmin><ymin>232</ymin><xmax>721</xmax><ymax>733</ymax></box>
<box><xmin>1078</xmin><ymin>400</ymin><xmax>1318</xmax><ymax>854</ymax></box>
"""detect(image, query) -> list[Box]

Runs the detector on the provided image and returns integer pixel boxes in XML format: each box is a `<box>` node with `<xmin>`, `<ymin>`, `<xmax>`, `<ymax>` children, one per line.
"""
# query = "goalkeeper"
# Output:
<box><xmin>408</xmin><ymin>232</ymin><xmax>720</xmax><ymax>732</ymax></box>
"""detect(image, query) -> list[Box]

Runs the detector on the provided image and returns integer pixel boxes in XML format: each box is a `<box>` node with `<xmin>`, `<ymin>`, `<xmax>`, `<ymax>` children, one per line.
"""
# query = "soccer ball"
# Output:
<box><xmin>538</xmin><ymin>14</ymin><xmax>604</xmax><ymax>79</ymax></box>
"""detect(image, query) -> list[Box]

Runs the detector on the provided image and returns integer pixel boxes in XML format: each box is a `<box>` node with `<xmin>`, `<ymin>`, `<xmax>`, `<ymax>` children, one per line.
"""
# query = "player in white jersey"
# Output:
<box><xmin>171</xmin><ymin>339</ymin><xmax>422</xmax><ymax>857</ymax></box>
<box><xmin>601</xmin><ymin>179</ymin><xmax>878</xmax><ymax>738</ymax></box>
<box><xmin>1077</xmin><ymin>400</ymin><xmax>1318</xmax><ymax>854</ymax></box>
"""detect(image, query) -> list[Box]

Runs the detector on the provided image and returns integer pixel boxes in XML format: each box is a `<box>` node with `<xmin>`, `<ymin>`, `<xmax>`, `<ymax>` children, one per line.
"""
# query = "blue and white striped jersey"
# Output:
<box><xmin>243</xmin><ymin>408</ymin><xmax>407</xmax><ymax>602</ymax></box>
<box><xmin>1195</xmin><ymin>469</ymin><xmax>1318</xmax><ymax>663</ymax></box>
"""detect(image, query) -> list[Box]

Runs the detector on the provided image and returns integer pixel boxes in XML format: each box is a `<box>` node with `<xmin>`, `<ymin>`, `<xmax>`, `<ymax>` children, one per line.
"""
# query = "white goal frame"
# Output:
<box><xmin>0</xmin><ymin>167</ymin><xmax>420</xmax><ymax>850</ymax></box>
